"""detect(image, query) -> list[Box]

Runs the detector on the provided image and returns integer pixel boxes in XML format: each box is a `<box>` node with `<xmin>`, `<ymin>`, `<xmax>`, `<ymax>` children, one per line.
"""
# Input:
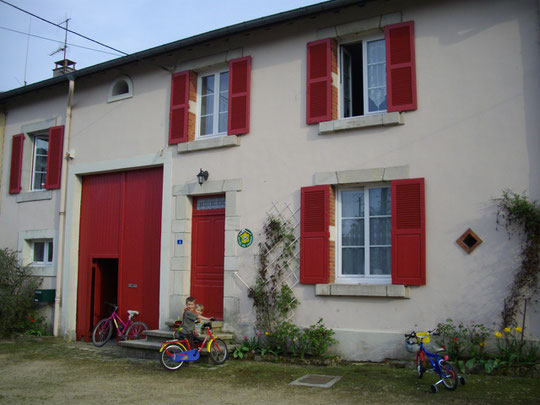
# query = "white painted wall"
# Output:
<box><xmin>1</xmin><ymin>0</ymin><xmax>538</xmax><ymax>360</ymax></box>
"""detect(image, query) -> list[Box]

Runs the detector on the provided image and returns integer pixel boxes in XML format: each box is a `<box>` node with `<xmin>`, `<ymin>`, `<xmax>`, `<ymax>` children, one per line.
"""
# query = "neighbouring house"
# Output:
<box><xmin>0</xmin><ymin>0</ymin><xmax>538</xmax><ymax>361</ymax></box>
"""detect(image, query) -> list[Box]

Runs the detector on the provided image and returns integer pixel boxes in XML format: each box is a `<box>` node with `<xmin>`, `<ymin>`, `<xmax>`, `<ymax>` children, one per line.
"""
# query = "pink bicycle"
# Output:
<box><xmin>92</xmin><ymin>302</ymin><xmax>148</xmax><ymax>347</ymax></box>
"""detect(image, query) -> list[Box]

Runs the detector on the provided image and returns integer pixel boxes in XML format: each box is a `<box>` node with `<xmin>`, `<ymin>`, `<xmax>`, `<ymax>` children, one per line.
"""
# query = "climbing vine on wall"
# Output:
<box><xmin>248</xmin><ymin>215</ymin><xmax>299</xmax><ymax>332</ymax></box>
<box><xmin>496</xmin><ymin>190</ymin><xmax>540</xmax><ymax>328</ymax></box>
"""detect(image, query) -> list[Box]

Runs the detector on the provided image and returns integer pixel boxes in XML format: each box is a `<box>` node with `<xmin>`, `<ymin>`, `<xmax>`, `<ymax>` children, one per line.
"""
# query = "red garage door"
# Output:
<box><xmin>76</xmin><ymin>167</ymin><xmax>163</xmax><ymax>340</ymax></box>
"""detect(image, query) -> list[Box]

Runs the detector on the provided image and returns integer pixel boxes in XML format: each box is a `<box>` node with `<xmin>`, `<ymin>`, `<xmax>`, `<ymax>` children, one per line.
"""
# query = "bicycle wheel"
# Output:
<box><xmin>160</xmin><ymin>343</ymin><xmax>188</xmax><ymax>371</ymax></box>
<box><xmin>92</xmin><ymin>319</ymin><xmax>113</xmax><ymax>347</ymax></box>
<box><xmin>416</xmin><ymin>354</ymin><xmax>426</xmax><ymax>378</ymax></box>
<box><xmin>440</xmin><ymin>361</ymin><xmax>458</xmax><ymax>391</ymax></box>
<box><xmin>125</xmin><ymin>321</ymin><xmax>148</xmax><ymax>340</ymax></box>
<box><xmin>209</xmin><ymin>338</ymin><xmax>228</xmax><ymax>365</ymax></box>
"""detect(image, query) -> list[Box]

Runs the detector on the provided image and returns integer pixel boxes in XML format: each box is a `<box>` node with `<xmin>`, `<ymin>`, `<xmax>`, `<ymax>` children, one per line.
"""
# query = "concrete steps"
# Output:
<box><xmin>118</xmin><ymin>320</ymin><xmax>235</xmax><ymax>360</ymax></box>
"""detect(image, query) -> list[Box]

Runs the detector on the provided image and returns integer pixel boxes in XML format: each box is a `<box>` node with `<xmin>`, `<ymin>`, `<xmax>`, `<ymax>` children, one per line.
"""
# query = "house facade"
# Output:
<box><xmin>1</xmin><ymin>0</ymin><xmax>538</xmax><ymax>361</ymax></box>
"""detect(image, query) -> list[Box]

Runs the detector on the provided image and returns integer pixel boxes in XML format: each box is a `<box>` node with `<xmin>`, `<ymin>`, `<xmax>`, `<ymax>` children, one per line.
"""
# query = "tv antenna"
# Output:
<box><xmin>49</xmin><ymin>18</ymin><xmax>70</xmax><ymax>73</ymax></box>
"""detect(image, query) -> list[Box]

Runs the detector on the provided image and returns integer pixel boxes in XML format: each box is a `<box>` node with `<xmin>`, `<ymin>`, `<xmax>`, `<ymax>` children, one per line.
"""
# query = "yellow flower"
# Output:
<box><xmin>495</xmin><ymin>332</ymin><xmax>502</xmax><ymax>338</ymax></box>
<box><xmin>265</xmin><ymin>331</ymin><xmax>269</xmax><ymax>336</ymax></box>
<box><xmin>504</xmin><ymin>327</ymin><xmax>511</xmax><ymax>333</ymax></box>
<box><xmin>480</xmin><ymin>341</ymin><xmax>486</xmax><ymax>347</ymax></box>
<box><xmin>515</xmin><ymin>327</ymin><xmax>522</xmax><ymax>333</ymax></box>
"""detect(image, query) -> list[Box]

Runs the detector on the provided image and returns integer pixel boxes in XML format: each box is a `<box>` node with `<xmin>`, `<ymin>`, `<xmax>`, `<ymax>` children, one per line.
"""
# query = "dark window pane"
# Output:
<box><xmin>33</xmin><ymin>242</ymin><xmax>44</xmax><ymax>262</ymax></box>
<box><xmin>342</xmin><ymin>190</ymin><xmax>364</xmax><ymax>217</ymax></box>
<box><xmin>370</xmin><ymin>247</ymin><xmax>391</xmax><ymax>275</ymax></box>
<box><xmin>48</xmin><ymin>241</ymin><xmax>54</xmax><ymax>262</ymax></box>
<box><xmin>342</xmin><ymin>248</ymin><xmax>364</xmax><ymax>275</ymax></box>
<box><xmin>342</xmin><ymin>219</ymin><xmax>364</xmax><ymax>246</ymax></box>
<box><xmin>370</xmin><ymin>217</ymin><xmax>391</xmax><ymax>245</ymax></box>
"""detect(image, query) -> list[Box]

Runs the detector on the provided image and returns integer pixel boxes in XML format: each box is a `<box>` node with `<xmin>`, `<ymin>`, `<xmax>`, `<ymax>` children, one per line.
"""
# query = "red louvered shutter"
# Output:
<box><xmin>9</xmin><ymin>133</ymin><xmax>24</xmax><ymax>194</ymax></box>
<box><xmin>300</xmin><ymin>185</ymin><xmax>330</xmax><ymax>284</ymax></box>
<box><xmin>169</xmin><ymin>71</ymin><xmax>190</xmax><ymax>144</ymax></box>
<box><xmin>228</xmin><ymin>56</ymin><xmax>251</xmax><ymax>135</ymax></box>
<box><xmin>45</xmin><ymin>125</ymin><xmax>64</xmax><ymax>190</ymax></box>
<box><xmin>306</xmin><ymin>38</ymin><xmax>333</xmax><ymax>124</ymax></box>
<box><xmin>391</xmin><ymin>178</ymin><xmax>425</xmax><ymax>285</ymax></box>
<box><xmin>385</xmin><ymin>21</ymin><xmax>417</xmax><ymax>112</ymax></box>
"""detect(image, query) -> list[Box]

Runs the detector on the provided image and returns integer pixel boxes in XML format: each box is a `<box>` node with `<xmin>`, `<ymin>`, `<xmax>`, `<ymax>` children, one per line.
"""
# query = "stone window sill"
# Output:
<box><xmin>318</xmin><ymin>112</ymin><xmax>404</xmax><ymax>135</ymax></box>
<box><xmin>177</xmin><ymin>135</ymin><xmax>240</xmax><ymax>154</ymax></box>
<box><xmin>16</xmin><ymin>190</ymin><xmax>53</xmax><ymax>203</ymax></box>
<box><xmin>315</xmin><ymin>283</ymin><xmax>410</xmax><ymax>298</ymax></box>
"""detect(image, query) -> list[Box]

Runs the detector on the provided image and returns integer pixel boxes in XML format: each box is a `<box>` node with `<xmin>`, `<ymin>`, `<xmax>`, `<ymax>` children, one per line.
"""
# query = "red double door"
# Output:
<box><xmin>76</xmin><ymin>167</ymin><xmax>163</xmax><ymax>340</ymax></box>
<box><xmin>190</xmin><ymin>195</ymin><xmax>225</xmax><ymax>320</ymax></box>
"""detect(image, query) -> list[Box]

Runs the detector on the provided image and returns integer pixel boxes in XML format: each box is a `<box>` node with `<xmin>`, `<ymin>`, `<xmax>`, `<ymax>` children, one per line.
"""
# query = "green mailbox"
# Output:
<box><xmin>34</xmin><ymin>289</ymin><xmax>55</xmax><ymax>303</ymax></box>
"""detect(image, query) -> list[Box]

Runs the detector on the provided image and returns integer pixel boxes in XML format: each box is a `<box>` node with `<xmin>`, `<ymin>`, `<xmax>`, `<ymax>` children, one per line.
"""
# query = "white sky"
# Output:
<box><xmin>0</xmin><ymin>0</ymin><xmax>325</xmax><ymax>92</ymax></box>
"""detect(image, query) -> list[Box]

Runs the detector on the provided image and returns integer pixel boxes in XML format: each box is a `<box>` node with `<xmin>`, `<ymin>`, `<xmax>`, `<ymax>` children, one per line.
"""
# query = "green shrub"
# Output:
<box><xmin>0</xmin><ymin>248</ymin><xmax>43</xmax><ymax>336</ymax></box>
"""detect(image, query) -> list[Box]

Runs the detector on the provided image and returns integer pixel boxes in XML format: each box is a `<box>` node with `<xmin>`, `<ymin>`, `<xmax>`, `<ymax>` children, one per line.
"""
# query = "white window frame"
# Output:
<box><xmin>336</xmin><ymin>185</ymin><xmax>392</xmax><ymax>284</ymax></box>
<box><xmin>32</xmin><ymin>239</ymin><xmax>54</xmax><ymax>266</ymax></box>
<box><xmin>108</xmin><ymin>76</ymin><xmax>133</xmax><ymax>103</ymax></box>
<box><xmin>196</xmin><ymin>68</ymin><xmax>229</xmax><ymax>139</ymax></box>
<box><xmin>31</xmin><ymin>132</ymin><xmax>49</xmax><ymax>191</ymax></box>
<box><xmin>339</xmin><ymin>33</ymin><xmax>386</xmax><ymax>118</ymax></box>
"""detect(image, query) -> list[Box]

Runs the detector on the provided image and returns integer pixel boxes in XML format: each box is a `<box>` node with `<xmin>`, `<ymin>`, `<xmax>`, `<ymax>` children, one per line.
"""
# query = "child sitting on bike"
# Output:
<box><xmin>194</xmin><ymin>304</ymin><xmax>205</xmax><ymax>339</ymax></box>
<box><xmin>180</xmin><ymin>297</ymin><xmax>212</xmax><ymax>350</ymax></box>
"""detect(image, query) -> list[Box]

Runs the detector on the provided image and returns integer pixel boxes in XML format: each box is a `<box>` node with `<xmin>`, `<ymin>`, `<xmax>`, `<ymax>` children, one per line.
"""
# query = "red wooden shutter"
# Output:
<box><xmin>228</xmin><ymin>56</ymin><xmax>251</xmax><ymax>135</ymax></box>
<box><xmin>306</xmin><ymin>38</ymin><xmax>333</xmax><ymax>124</ymax></box>
<box><xmin>385</xmin><ymin>21</ymin><xmax>417</xmax><ymax>112</ymax></box>
<box><xmin>300</xmin><ymin>185</ymin><xmax>330</xmax><ymax>284</ymax></box>
<box><xmin>45</xmin><ymin>125</ymin><xmax>64</xmax><ymax>190</ymax></box>
<box><xmin>9</xmin><ymin>133</ymin><xmax>24</xmax><ymax>194</ymax></box>
<box><xmin>169</xmin><ymin>71</ymin><xmax>190</xmax><ymax>144</ymax></box>
<box><xmin>391</xmin><ymin>178</ymin><xmax>425</xmax><ymax>285</ymax></box>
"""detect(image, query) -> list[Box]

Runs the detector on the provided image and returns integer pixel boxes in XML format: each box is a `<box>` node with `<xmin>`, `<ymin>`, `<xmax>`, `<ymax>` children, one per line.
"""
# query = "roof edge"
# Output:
<box><xmin>0</xmin><ymin>0</ymin><xmax>366</xmax><ymax>102</ymax></box>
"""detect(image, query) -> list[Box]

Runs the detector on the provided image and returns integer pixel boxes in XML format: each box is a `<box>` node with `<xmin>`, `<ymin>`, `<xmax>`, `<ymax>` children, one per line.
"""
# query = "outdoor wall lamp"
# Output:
<box><xmin>197</xmin><ymin>169</ymin><xmax>209</xmax><ymax>185</ymax></box>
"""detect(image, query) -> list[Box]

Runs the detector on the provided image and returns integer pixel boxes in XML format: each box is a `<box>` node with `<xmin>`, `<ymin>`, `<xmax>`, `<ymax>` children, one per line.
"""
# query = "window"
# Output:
<box><xmin>108</xmin><ymin>76</ymin><xmax>133</xmax><ymax>102</ymax></box>
<box><xmin>300</xmin><ymin>177</ymin><xmax>425</xmax><ymax>286</ymax></box>
<box><xmin>306</xmin><ymin>21</ymin><xmax>417</xmax><ymax>125</ymax></box>
<box><xmin>199</xmin><ymin>70</ymin><xmax>229</xmax><ymax>137</ymax></box>
<box><xmin>9</xmin><ymin>126</ymin><xmax>64</xmax><ymax>195</ymax></box>
<box><xmin>341</xmin><ymin>36</ymin><xmax>387</xmax><ymax>117</ymax></box>
<box><xmin>338</xmin><ymin>187</ymin><xmax>391</xmax><ymax>283</ymax></box>
<box><xmin>168</xmin><ymin>56</ymin><xmax>251</xmax><ymax>145</ymax></box>
<box><xmin>32</xmin><ymin>240</ymin><xmax>53</xmax><ymax>265</ymax></box>
<box><xmin>31</xmin><ymin>133</ymin><xmax>48</xmax><ymax>190</ymax></box>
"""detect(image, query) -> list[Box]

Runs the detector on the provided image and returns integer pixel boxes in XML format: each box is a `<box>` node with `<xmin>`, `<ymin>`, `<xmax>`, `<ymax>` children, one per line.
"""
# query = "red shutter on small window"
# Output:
<box><xmin>169</xmin><ymin>71</ymin><xmax>190</xmax><ymax>144</ymax></box>
<box><xmin>300</xmin><ymin>185</ymin><xmax>330</xmax><ymax>284</ymax></box>
<box><xmin>45</xmin><ymin>125</ymin><xmax>64</xmax><ymax>190</ymax></box>
<box><xmin>385</xmin><ymin>21</ymin><xmax>417</xmax><ymax>112</ymax></box>
<box><xmin>306</xmin><ymin>38</ymin><xmax>333</xmax><ymax>124</ymax></box>
<box><xmin>9</xmin><ymin>133</ymin><xmax>24</xmax><ymax>194</ymax></box>
<box><xmin>228</xmin><ymin>56</ymin><xmax>251</xmax><ymax>135</ymax></box>
<box><xmin>391</xmin><ymin>178</ymin><xmax>425</xmax><ymax>285</ymax></box>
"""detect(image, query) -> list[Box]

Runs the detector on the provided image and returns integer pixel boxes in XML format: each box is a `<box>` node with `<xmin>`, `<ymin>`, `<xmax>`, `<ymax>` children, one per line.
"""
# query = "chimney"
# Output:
<box><xmin>53</xmin><ymin>59</ymin><xmax>76</xmax><ymax>77</ymax></box>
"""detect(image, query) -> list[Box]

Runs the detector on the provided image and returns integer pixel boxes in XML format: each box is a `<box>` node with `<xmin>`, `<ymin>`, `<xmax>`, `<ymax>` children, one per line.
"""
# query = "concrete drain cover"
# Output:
<box><xmin>289</xmin><ymin>374</ymin><xmax>342</xmax><ymax>388</ymax></box>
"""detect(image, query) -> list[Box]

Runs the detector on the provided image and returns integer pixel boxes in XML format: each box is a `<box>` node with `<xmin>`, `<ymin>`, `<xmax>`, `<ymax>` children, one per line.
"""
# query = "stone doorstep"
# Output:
<box><xmin>119</xmin><ymin>329</ymin><xmax>234</xmax><ymax>354</ymax></box>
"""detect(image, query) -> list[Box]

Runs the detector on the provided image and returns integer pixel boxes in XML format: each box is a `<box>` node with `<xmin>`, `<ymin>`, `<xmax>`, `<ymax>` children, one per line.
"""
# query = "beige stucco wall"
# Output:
<box><xmin>1</xmin><ymin>0</ymin><xmax>538</xmax><ymax>360</ymax></box>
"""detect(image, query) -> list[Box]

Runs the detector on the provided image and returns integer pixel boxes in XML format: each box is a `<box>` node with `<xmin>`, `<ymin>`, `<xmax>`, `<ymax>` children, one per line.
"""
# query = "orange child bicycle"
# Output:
<box><xmin>159</xmin><ymin>320</ymin><xmax>228</xmax><ymax>370</ymax></box>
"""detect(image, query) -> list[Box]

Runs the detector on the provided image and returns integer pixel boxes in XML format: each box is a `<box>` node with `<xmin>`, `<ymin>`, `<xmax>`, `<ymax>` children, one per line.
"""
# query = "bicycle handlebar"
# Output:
<box><xmin>404</xmin><ymin>329</ymin><xmax>439</xmax><ymax>339</ymax></box>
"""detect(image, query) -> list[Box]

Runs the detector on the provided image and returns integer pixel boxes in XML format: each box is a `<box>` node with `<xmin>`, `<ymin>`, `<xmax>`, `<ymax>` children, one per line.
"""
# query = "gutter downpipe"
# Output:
<box><xmin>53</xmin><ymin>78</ymin><xmax>75</xmax><ymax>337</ymax></box>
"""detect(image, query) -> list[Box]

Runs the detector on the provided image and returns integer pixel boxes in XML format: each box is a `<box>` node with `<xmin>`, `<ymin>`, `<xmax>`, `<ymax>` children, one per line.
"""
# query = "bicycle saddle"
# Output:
<box><xmin>127</xmin><ymin>310</ymin><xmax>139</xmax><ymax>316</ymax></box>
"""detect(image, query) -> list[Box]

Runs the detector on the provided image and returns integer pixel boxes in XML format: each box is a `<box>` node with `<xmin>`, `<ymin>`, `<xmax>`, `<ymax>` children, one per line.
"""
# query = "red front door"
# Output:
<box><xmin>191</xmin><ymin>195</ymin><xmax>225</xmax><ymax>319</ymax></box>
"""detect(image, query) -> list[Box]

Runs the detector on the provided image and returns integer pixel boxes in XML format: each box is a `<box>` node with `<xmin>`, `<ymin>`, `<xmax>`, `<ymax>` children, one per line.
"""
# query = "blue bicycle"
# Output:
<box><xmin>405</xmin><ymin>330</ymin><xmax>466</xmax><ymax>393</ymax></box>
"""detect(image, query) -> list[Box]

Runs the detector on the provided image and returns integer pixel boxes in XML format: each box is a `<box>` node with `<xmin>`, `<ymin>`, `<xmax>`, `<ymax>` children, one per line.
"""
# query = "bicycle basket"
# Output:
<box><xmin>416</xmin><ymin>332</ymin><xmax>430</xmax><ymax>344</ymax></box>
<box><xmin>405</xmin><ymin>339</ymin><xmax>418</xmax><ymax>353</ymax></box>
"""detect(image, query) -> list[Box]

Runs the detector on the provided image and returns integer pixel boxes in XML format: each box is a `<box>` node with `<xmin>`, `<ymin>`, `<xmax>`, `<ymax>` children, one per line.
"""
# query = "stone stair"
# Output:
<box><xmin>118</xmin><ymin>321</ymin><xmax>235</xmax><ymax>360</ymax></box>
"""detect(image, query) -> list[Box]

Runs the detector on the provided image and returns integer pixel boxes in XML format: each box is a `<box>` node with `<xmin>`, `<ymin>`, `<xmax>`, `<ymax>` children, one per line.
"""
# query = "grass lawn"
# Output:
<box><xmin>0</xmin><ymin>337</ymin><xmax>538</xmax><ymax>404</ymax></box>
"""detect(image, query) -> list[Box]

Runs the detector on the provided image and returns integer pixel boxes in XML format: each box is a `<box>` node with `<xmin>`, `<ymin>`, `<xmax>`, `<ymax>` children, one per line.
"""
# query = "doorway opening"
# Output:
<box><xmin>90</xmin><ymin>258</ymin><xmax>118</xmax><ymax>333</ymax></box>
